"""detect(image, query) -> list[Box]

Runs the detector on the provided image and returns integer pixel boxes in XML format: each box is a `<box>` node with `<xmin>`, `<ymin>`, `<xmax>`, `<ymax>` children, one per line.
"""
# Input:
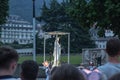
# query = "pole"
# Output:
<box><xmin>44</xmin><ymin>34</ymin><xmax>46</xmax><ymax>62</ymax></box>
<box><xmin>32</xmin><ymin>0</ymin><xmax>36</xmax><ymax>61</ymax></box>
<box><xmin>50</xmin><ymin>52</ymin><xmax>52</xmax><ymax>65</ymax></box>
<box><xmin>56</xmin><ymin>35</ymin><xmax>58</xmax><ymax>66</ymax></box>
<box><xmin>68</xmin><ymin>33</ymin><xmax>70</xmax><ymax>64</ymax></box>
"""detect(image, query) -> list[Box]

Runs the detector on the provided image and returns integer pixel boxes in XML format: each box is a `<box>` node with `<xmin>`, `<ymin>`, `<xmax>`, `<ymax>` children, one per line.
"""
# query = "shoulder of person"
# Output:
<box><xmin>97</xmin><ymin>63</ymin><xmax>109</xmax><ymax>70</ymax></box>
<box><xmin>2</xmin><ymin>78</ymin><xmax>20</xmax><ymax>80</ymax></box>
<box><xmin>81</xmin><ymin>69</ymin><xmax>107</xmax><ymax>80</ymax></box>
<box><xmin>89</xmin><ymin>69</ymin><xmax>107</xmax><ymax>80</ymax></box>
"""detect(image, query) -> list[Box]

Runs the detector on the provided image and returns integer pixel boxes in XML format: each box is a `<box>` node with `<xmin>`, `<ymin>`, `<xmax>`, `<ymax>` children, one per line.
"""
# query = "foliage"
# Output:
<box><xmin>0</xmin><ymin>0</ymin><xmax>9</xmax><ymax>24</ymax></box>
<box><xmin>36</xmin><ymin>32</ymin><xmax>56</xmax><ymax>54</ymax></box>
<box><xmin>104</xmin><ymin>0</ymin><xmax>120</xmax><ymax>36</ymax></box>
<box><xmin>36</xmin><ymin>33</ymin><xmax>44</xmax><ymax>54</ymax></box>
<box><xmin>37</xmin><ymin>0</ymin><xmax>95</xmax><ymax>53</ymax></box>
<box><xmin>0</xmin><ymin>41</ymin><xmax>3</xmax><ymax>46</ymax></box>
<box><xmin>66</xmin><ymin>0</ymin><xmax>120</xmax><ymax>36</ymax></box>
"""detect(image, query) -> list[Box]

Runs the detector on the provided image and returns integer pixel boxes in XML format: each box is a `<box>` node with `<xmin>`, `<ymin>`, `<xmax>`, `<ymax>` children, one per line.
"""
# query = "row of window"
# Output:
<box><xmin>1</xmin><ymin>39</ymin><xmax>32</xmax><ymax>44</ymax></box>
<box><xmin>2</xmin><ymin>28</ymin><xmax>33</xmax><ymax>31</ymax></box>
<box><xmin>1</xmin><ymin>32</ymin><xmax>32</xmax><ymax>35</ymax></box>
<box><xmin>4</xmin><ymin>24</ymin><xmax>32</xmax><ymax>27</ymax></box>
<box><xmin>1</xmin><ymin>35</ymin><xmax>32</xmax><ymax>39</ymax></box>
<box><xmin>98</xmin><ymin>45</ymin><xmax>106</xmax><ymax>48</ymax></box>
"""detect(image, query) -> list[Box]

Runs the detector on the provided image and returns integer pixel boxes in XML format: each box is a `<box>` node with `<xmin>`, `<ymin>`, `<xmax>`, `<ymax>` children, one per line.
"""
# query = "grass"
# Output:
<box><xmin>16</xmin><ymin>54</ymin><xmax>82</xmax><ymax>77</ymax></box>
<box><xmin>19</xmin><ymin>54</ymin><xmax>82</xmax><ymax>65</ymax></box>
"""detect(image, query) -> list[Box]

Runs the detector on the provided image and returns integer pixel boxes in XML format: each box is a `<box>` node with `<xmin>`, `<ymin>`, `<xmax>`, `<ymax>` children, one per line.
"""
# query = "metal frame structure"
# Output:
<box><xmin>43</xmin><ymin>31</ymin><xmax>70</xmax><ymax>64</ymax></box>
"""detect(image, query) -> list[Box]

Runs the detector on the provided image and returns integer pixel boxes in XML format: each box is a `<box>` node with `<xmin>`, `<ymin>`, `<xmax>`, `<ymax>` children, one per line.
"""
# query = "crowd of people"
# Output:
<box><xmin>0</xmin><ymin>38</ymin><xmax>120</xmax><ymax>80</ymax></box>
<box><xmin>0</xmin><ymin>46</ymin><xmax>39</xmax><ymax>80</ymax></box>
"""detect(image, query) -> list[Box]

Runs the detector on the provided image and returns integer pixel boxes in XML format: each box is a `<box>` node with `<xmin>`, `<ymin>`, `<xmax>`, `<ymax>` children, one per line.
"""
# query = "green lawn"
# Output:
<box><xmin>19</xmin><ymin>54</ymin><xmax>82</xmax><ymax>65</ymax></box>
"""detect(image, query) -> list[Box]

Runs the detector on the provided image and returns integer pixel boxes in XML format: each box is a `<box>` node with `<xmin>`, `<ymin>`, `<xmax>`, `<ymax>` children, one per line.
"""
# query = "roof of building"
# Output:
<box><xmin>6</xmin><ymin>15</ymin><xmax>31</xmax><ymax>24</ymax></box>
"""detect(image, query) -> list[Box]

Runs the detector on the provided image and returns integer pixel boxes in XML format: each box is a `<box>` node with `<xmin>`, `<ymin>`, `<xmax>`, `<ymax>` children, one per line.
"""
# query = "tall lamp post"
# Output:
<box><xmin>32</xmin><ymin>0</ymin><xmax>36</xmax><ymax>61</ymax></box>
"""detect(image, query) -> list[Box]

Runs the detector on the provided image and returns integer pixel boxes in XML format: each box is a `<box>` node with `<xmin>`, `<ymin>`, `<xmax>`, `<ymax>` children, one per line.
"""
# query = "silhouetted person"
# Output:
<box><xmin>50</xmin><ymin>66</ymin><xmax>58</xmax><ymax>75</ymax></box>
<box><xmin>20</xmin><ymin>60</ymin><xmax>39</xmax><ymax>80</ymax></box>
<box><xmin>96</xmin><ymin>56</ymin><xmax>102</xmax><ymax>66</ymax></box>
<box><xmin>0</xmin><ymin>46</ymin><xmax>19</xmax><ymax>80</ymax></box>
<box><xmin>109</xmin><ymin>73</ymin><xmax>120</xmax><ymax>80</ymax></box>
<box><xmin>50</xmin><ymin>64</ymin><xmax>85</xmax><ymax>80</ymax></box>
<box><xmin>98</xmin><ymin>38</ymin><xmax>120</xmax><ymax>79</ymax></box>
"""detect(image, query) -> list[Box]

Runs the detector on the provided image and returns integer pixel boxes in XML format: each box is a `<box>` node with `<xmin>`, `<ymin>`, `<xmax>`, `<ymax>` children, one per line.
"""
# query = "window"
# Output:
<box><xmin>16</xmin><ymin>25</ymin><xmax>18</xmax><ymax>27</ymax></box>
<box><xmin>5</xmin><ymin>24</ymin><xmax>8</xmax><ymax>26</ymax></box>
<box><xmin>9</xmin><ymin>24</ymin><xmax>12</xmax><ymax>26</ymax></box>
<box><xmin>103</xmin><ymin>45</ymin><xmax>106</xmax><ymax>48</ymax></box>
<box><xmin>19</xmin><ymin>25</ymin><xmax>22</xmax><ymax>27</ymax></box>
<box><xmin>27</xmin><ymin>25</ymin><xmax>30</xmax><ymax>27</ymax></box>
<box><xmin>13</xmin><ymin>24</ymin><xmax>15</xmax><ymax>27</ymax></box>
<box><xmin>23</xmin><ymin>25</ymin><xmax>26</xmax><ymax>27</ymax></box>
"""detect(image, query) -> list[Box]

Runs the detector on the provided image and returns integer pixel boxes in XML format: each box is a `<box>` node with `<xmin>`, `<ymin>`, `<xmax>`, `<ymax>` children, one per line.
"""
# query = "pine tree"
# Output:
<box><xmin>66</xmin><ymin>0</ymin><xmax>120</xmax><ymax>36</ymax></box>
<box><xmin>37</xmin><ymin>0</ymin><xmax>95</xmax><ymax>53</ymax></box>
<box><xmin>0</xmin><ymin>0</ymin><xmax>9</xmax><ymax>24</ymax></box>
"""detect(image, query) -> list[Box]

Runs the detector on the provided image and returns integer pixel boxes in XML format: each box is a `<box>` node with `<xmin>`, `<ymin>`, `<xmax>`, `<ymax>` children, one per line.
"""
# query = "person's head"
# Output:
<box><xmin>50</xmin><ymin>64</ymin><xmax>85</xmax><ymax>80</ymax></box>
<box><xmin>21</xmin><ymin>60</ymin><xmax>39</xmax><ymax>80</ymax></box>
<box><xmin>0</xmin><ymin>46</ymin><xmax>19</xmax><ymax>75</ymax></box>
<box><xmin>106</xmin><ymin>38</ymin><xmax>120</xmax><ymax>57</ymax></box>
<box><xmin>109</xmin><ymin>73</ymin><xmax>120</xmax><ymax>80</ymax></box>
<box><xmin>50</xmin><ymin>66</ymin><xmax>58</xmax><ymax>75</ymax></box>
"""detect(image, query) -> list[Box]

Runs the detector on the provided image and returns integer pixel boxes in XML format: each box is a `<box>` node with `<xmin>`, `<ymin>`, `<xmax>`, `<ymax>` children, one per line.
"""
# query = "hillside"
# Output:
<box><xmin>9</xmin><ymin>0</ymin><xmax>49</xmax><ymax>22</ymax></box>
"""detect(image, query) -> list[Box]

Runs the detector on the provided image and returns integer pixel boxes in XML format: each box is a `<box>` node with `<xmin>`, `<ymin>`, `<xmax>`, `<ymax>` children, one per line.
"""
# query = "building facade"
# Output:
<box><xmin>0</xmin><ymin>15</ymin><xmax>39</xmax><ymax>44</ymax></box>
<box><xmin>94</xmin><ymin>29</ymin><xmax>115</xmax><ymax>49</ymax></box>
<box><xmin>89</xmin><ymin>26</ymin><xmax>116</xmax><ymax>49</ymax></box>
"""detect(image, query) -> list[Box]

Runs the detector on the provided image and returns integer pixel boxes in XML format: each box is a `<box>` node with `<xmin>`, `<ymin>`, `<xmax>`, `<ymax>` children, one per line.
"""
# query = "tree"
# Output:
<box><xmin>104</xmin><ymin>0</ymin><xmax>120</xmax><ymax>35</ymax></box>
<box><xmin>0</xmin><ymin>0</ymin><xmax>9</xmax><ymax>24</ymax></box>
<box><xmin>66</xmin><ymin>0</ymin><xmax>120</xmax><ymax>36</ymax></box>
<box><xmin>66</xmin><ymin>0</ymin><xmax>90</xmax><ymax>27</ymax></box>
<box><xmin>37</xmin><ymin>0</ymin><xmax>95</xmax><ymax>53</ymax></box>
<box><xmin>0</xmin><ymin>41</ymin><xmax>3</xmax><ymax>46</ymax></box>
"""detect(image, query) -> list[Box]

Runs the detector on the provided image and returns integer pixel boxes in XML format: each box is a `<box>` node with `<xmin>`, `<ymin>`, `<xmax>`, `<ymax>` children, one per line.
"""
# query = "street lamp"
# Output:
<box><xmin>32</xmin><ymin>0</ymin><xmax>36</xmax><ymax>61</ymax></box>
